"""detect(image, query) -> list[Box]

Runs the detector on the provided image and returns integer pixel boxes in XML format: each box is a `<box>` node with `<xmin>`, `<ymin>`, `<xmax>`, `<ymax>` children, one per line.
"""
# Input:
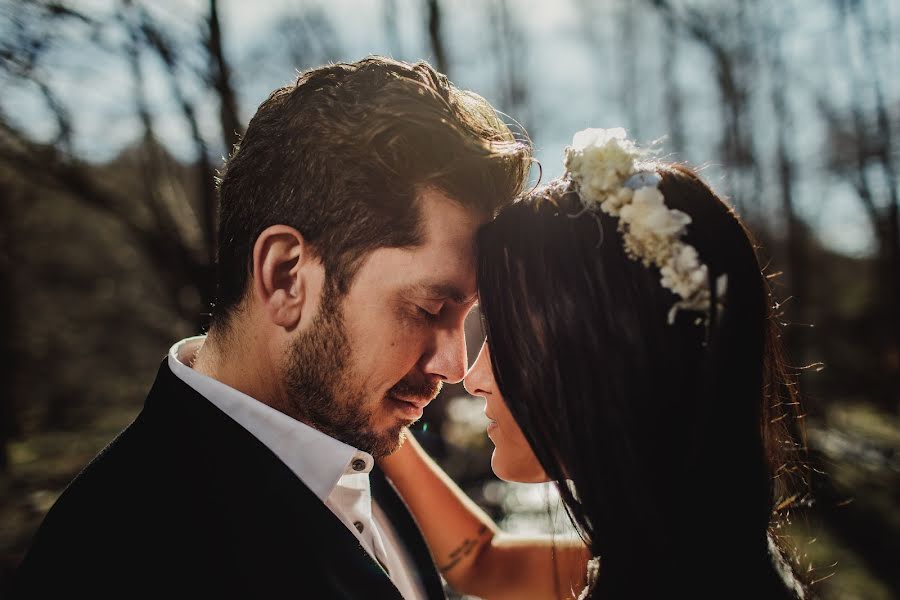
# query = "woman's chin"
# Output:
<box><xmin>490</xmin><ymin>449</ymin><xmax>550</xmax><ymax>483</ymax></box>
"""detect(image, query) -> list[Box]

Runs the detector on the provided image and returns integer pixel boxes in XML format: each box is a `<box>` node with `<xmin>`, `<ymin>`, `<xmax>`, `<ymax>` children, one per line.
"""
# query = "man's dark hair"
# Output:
<box><xmin>212</xmin><ymin>56</ymin><xmax>533</xmax><ymax>328</ymax></box>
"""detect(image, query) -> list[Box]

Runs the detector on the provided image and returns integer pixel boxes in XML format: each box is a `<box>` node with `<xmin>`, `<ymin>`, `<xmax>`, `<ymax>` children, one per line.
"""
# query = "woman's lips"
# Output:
<box><xmin>485</xmin><ymin>412</ymin><xmax>498</xmax><ymax>434</ymax></box>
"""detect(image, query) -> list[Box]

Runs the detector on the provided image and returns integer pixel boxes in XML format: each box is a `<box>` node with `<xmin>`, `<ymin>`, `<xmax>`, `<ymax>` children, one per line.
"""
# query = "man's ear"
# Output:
<box><xmin>251</xmin><ymin>225</ymin><xmax>323</xmax><ymax>330</ymax></box>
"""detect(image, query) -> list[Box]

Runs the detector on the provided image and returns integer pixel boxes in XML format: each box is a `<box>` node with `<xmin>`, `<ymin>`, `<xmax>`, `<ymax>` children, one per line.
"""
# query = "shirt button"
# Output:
<box><xmin>354</xmin><ymin>521</ymin><xmax>364</xmax><ymax>533</ymax></box>
<box><xmin>351</xmin><ymin>458</ymin><xmax>366</xmax><ymax>472</ymax></box>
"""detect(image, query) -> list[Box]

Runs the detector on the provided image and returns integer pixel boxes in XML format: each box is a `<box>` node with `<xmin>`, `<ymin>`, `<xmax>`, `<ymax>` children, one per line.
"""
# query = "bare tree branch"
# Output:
<box><xmin>0</xmin><ymin>112</ymin><xmax>204</xmax><ymax>322</ymax></box>
<box><xmin>762</xmin><ymin>0</ymin><xmax>810</xmax><ymax>359</ymax></box>
<box><xmin>647</xmin><ymin>0</ymin><xmax>760</xmax><ymax>210</ymax></box>
<box><xmin>121</xmin><ymin>2</ymin><xmax>180</xmax><ymax>247</ymax></box>
<box><xmin>854</xmin><ymin>0</ymin><xmax>900</xmax><ymax>350</ymax></box>
<box><xmin>137</xmin><ymin>6</ymin><xmax>217</xmax><ymax>264</ymax></box>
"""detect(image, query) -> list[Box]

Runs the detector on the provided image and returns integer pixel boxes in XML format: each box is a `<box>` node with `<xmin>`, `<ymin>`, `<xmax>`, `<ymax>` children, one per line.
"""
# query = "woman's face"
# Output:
<box><xmin>464</xmin><ymin>341</ymin><xmax>548</xmax><ymax>483</ymax></box>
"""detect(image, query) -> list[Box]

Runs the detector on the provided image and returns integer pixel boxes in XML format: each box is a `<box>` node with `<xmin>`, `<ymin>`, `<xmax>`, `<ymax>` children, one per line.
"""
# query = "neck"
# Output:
<box><xmin>192</xmin><ymin>324</ymin><xmax>282</xmax><ymax>411</ymax></box>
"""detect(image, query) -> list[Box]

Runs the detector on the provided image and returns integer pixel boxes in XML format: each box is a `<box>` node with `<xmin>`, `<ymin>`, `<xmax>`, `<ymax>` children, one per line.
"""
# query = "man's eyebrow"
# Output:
<box><xmin>406</xmin><ymin>281</ymin><xmax>478</xmax><ymax>305</ymax></box>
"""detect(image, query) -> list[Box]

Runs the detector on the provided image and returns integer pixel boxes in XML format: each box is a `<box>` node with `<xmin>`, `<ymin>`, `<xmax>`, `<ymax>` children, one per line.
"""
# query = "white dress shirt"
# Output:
<box><xmin>168</xmin><ymin>337</ymin><xmax>426</xmax><ymax>600</ymax></box>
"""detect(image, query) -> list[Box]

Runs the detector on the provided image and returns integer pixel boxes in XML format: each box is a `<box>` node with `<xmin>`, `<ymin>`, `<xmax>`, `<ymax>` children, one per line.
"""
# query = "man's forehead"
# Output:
<box><xmin>416</xmin><ymin>187</ymin><xmax>490</xmax><ymax>246</ymax></box>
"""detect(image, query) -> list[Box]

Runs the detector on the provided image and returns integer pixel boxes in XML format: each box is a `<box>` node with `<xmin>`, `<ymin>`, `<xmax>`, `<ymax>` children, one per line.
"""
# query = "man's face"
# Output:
<box><xmin>282</xmin><ymin>188</ymin><xmax>486</xmax><ymax>457</ymax></box>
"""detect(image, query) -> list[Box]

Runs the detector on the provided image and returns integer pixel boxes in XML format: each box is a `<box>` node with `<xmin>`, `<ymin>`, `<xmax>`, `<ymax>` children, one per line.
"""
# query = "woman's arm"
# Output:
<box><xmin>380</xmin><ymin>430</ymin><xmax>590</xmax><ymax>600</ymax></box>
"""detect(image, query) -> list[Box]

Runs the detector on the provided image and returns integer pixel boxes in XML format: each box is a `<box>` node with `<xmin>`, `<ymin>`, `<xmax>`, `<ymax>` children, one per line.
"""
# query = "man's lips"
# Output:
<box><xmin>390</xmin><ymin>395</ymin><xmax>432</xmax><ymax>410</ymax></box>
<box><xmin>387</xmin><ymin>394</ymin><xmax>431</xmax><ymax>421</ymax></box>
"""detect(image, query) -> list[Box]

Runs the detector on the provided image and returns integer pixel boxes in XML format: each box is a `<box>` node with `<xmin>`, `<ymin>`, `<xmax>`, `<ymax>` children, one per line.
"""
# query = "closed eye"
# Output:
<box><xmin>418</xmin><ymin>305</ymin><xmax>442</xmax><ymax>322</ymax></box>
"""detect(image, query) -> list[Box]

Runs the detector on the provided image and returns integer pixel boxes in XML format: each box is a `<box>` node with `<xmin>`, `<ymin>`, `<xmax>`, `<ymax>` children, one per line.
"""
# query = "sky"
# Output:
<box><xmin>3</xmin><ymin>0</ymin><xmax>896</xmax><ymax>257</ymax></box>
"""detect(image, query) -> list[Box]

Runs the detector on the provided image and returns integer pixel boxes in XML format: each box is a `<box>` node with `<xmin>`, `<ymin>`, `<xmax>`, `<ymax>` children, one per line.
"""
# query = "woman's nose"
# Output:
<box><xmin>463</xmin><ymin>341</ymin><xmax>493</xmax><ymax>397</ymax></box>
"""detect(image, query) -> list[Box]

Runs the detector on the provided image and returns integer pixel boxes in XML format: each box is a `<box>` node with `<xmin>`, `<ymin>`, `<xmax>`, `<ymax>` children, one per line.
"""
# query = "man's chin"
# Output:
<box><xmin>362</xmin><ymin>422</ymin><xmax>409</xmax><ymax>459</ymax></box>
<box><xmin>391</xmin><ymin>426</ymin><xmax>411</xmax><ymax>453</ymax></box>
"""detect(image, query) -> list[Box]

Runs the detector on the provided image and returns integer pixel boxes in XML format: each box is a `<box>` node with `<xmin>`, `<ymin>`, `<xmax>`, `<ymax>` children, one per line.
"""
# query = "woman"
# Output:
<box><xmin>380</xmin><ymin>129</ymin><xmax>808</xmax><ymax>599</ymax></box>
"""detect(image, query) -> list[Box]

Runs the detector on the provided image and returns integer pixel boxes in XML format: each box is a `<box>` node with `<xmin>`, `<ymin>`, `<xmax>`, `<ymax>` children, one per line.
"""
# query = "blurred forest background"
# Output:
<box><xmin>0</xmin><ymin>0</ymin><xmax>898</xmax><ymax>598</ymax></box>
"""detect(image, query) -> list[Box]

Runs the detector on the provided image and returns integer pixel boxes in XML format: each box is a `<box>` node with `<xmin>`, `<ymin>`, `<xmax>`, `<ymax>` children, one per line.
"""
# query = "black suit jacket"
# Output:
<box><xmin>14</xmin><ymin>361</ymin><xmax>446</xmax><ymax>599</ymax></box>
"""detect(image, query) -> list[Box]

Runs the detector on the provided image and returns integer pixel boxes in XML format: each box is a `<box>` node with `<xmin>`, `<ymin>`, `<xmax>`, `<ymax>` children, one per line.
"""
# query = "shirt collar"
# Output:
<box><xmin>167</xmin><ymin>336</ymin><xmax>374</xmax><ymax>501</ymax></box>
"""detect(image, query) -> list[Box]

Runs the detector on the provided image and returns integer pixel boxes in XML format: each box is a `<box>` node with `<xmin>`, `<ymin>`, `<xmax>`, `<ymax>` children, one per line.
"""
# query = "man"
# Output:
<box><xmin>14</xmin><ymin>57</ymin><xmax>532</xmax><ymax>598</ymax></box>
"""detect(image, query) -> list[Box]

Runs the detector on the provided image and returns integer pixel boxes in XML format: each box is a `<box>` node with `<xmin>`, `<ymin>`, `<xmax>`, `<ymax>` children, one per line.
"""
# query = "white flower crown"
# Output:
<box><xmin>563</xmin><ymin>127</ymin><xmax>726</xmax><ymax>325</ymax></box>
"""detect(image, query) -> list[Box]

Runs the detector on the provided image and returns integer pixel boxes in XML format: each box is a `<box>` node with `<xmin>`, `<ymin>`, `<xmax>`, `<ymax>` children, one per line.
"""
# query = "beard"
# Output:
<box><xmin>281</xmin><ymin>284</ymin><xmax>440</xmax><ymax>458</ymax></box>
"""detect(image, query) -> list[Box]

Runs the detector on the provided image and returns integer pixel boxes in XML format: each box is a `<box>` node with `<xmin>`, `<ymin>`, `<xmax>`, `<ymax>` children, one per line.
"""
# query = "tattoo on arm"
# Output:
<box><xmin>438</xmin><ymin>524</ymin><xmax>491</xmax><ymax>573</ymax></box>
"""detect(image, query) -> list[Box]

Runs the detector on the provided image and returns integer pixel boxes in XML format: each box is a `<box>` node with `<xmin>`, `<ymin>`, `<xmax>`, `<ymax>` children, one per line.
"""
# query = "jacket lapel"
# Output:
<box><xmin>147</xmin><ymin>361</ymin><xmax>406</xmax><ymax>599</ymax></box>
<box><xmin>371</xmin><ymin>466</ymin><xmax>447</xmax><ymax>600</ymax></box>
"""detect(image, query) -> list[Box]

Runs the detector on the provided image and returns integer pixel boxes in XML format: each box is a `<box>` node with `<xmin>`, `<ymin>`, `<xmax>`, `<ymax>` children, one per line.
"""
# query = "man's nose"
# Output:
<box><xmin>420</xmin><ymin>324</ymin><xmax>468</xmax><ymax>384</ymax></box>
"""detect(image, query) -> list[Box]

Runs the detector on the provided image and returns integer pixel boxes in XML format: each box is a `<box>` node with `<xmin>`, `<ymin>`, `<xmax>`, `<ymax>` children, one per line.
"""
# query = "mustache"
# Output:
<box><xmin>388</xmin><ymin>377</ymin><xmax>443</xmax><ymax>403</ymax></box>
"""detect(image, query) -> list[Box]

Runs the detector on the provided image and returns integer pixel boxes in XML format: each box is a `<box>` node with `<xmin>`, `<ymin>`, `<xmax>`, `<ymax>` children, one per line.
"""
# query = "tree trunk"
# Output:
<box><xmin>425</xmin><ymin>0</ymin><xmax>448</xmax><ymax>75</ymax></box>
<box><xmin>0</xmin><ymin>179</ymin><xmax>17</xmax><ymax>472</ymax></box>
<box><xmin>383</xmin><ymin>0</ymin><xmax>403</xmax><ymax>56</ymax></box>
<box><xmin>488</xmin><ymin>0</ymin><xmax>531</xmax><ymax>138</ymax></box>
<box><xmin>842</xmin><ymin>0</ymin><xmax>900</xmax><ymax>404</ymax></box>
<box><xmin>619</xmin><ymin>1</ymin><xmax>641</xmax><ymax>139</ymax></box>
<box><xmin>208</xmin><ymin>0</ymin><xmax>242</xmax><ymax>154</ymax></box>
<box><xmin>661</xmin><ymin>17</ymin><xmax>685</xmax><ymax>154</ymax></box>
<box><xmin>767</xmin><ymin>2</ymin><xmax>807</xmax><ymax>361</ymax></box>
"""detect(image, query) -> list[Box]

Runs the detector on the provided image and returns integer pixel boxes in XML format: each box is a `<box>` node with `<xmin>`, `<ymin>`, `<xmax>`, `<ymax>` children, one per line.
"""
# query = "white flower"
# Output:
<box><xmin>571</xmin><ymin>127</ymin><xmax>628</xmax><ymax>151</ymax></box>
<box><xmin>565</xmin><ymin>128</ymin><xmax>639</xmax><ymax>203</ymax></box>
<box><xmin>671</xmin><ymin>244</ymin><xmax>703</xmax><ymax>278</ymax></box>
<box><xmin>660</xmin><ymin>244</ymin><xmax>708</xmax><ymax>300</ymax></box>
<box><xmin>716</xmin><ymin>273</ymin><xmax>729</xmax><ymax>298</ymax></box>
<box><xmin>599</xmin><ymin>187</ymin><xmax>634</xmax><ymax>217</ymax></box>
<box><xmin>561</xmin><ymin>127</ymin><xmax>719</xmax><ymax>327</ymax></box>
<box><xmin>619</xmin><ymin>186</ymin><xmax>691</xmax><ymax>239</ymax></box>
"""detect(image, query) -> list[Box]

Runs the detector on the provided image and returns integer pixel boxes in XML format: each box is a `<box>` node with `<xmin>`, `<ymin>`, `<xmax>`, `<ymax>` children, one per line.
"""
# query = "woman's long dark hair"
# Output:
<box><xmin>476</xmin><ymin>165</ymin><xmax>809</xmax><ymax>598</ymax></box>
